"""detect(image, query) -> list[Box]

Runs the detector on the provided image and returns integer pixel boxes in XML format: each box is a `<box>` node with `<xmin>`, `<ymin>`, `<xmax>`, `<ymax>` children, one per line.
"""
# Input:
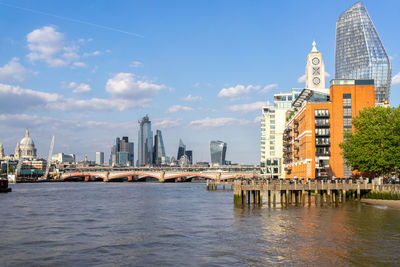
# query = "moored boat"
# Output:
<box><xmin>0</xmin><ymin>178</ymin><xmax>12</xmax><ymax>193</ymax></box>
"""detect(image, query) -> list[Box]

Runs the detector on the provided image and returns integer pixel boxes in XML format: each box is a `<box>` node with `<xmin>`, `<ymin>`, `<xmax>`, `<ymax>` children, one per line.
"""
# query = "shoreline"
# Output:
<box><xmin>361</xmin><ymin>199</ymin><xmax>400</xmax><ymax>209</ymax></box>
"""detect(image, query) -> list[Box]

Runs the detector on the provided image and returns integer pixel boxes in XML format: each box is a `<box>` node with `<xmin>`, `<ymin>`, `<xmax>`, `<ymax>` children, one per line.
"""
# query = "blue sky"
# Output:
<box><xmin>0</xmin><ymin>0</ymin><xmax>399</xmax><ymax>164</ymax></box>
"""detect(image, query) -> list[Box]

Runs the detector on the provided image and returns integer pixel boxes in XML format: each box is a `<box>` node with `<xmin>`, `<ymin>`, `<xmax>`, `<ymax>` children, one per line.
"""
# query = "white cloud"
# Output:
<box><xmin>227</xmin><ymin>101</ymin><xmax>270</xmax><ymax>113</ymax></box>
<box><xmin>297</xmin><ymin>74</ymin><xmax>306</xmax><ymax>83</ymax></box>
<box><xmin>153</xmin><ymin>117</ymin><xmax>182</xmax><ymax>128</ymax></box>
<box><xmin>0</xmin><ymin>83</ymin><xmax>150</xmax><ymax>112</ymax></box>
<box><xmin>26</xmin><ymin>26</ymin><xmax>85</xmax><ymax>68</ymax></box>
<box><xmin>130</xmin><ymin>61</ymin><xmax>142</xmax><ymax>68</ymax></box>
<box><xmin>218</xmin><ymin>84</ymin><xmax>260</xmax><ymax>99</ymax></box>
<box><xmin>82</xmin><ymin>51</ymin><xmax>101</xmax><ymax>57</ymax></box>
<box><xmin>392</xmin><ymin>72</ymin><xmax>400</xmax><ymax>85</ymax></box>
<box><xmin>106</xmin><ymin>72</ymin><xmax>166</xmax><ymax>99</ymax></box>
<box><xmin>260</xmin><ymin>83</ymin><xmax>278</xmax><ymax>93</ymax></box>
<box><xmin>184</xmin><ymin>94</ymin><xmax>202</xmax><ymax>101</ymax></box>
<box><xmin>167</xmin><ymin>105</ymin><xmax>194</xmax><ymax>113</ymax></box>
<box><xmin>189</xmin><ymin>117</ymin><xmax>251</xmax><ymax>129</ymax></box>
<box><xmin>73</xmin><ymin>62</ymin><xmax>87</xmax><ymax>68</ymax></box>
<box><xmin>0</xmin><ymin>58</ymin><xmax>30</xmax><ymax>82</ymax></box>
<box><xmin>325</xmin><ymin>71</ymin><xmax>331</xmax><ymax>78</ymax></box>
<box><xmin>72</xmin><ymin>83</ymin><xmax>91</xmax><ymax>93</ymax></box>
<box><xmin>254</xmin><ymin>116</ymin><xmax>262</xmax><ymax>123</ymax></box>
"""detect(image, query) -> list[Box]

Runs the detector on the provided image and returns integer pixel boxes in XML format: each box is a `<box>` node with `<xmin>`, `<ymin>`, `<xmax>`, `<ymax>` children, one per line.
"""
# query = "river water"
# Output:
<box><xmin>1</xmin><ymin>183</ymin><xmax>400</xmax><ymax>266</ymax></box>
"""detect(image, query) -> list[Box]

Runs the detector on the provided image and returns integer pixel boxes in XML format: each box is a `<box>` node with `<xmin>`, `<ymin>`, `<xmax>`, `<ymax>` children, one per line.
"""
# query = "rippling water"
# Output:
<box><xmin>1</xmin><ymin>183</ymin><xmax>400</xmax><ymax>266</ymax></box>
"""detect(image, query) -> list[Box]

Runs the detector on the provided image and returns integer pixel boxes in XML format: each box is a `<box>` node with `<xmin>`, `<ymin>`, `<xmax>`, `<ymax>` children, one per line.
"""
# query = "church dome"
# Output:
<box><xmin>20</xmin><ymin>129</ymin><xmax>35</xmax><ymax>147</ymax></box>
<box><xmin>19</xmin><ymin>128</ymin><xmax>37</xmax><ymax>159</ymax></box>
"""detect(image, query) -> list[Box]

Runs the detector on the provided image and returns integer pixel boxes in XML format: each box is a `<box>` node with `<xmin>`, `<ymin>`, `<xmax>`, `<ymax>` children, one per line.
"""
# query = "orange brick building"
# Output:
<box><xmin>283</xmin><ymin>79</ymin><xmax>375</xmax><ymax>179</ymax></box>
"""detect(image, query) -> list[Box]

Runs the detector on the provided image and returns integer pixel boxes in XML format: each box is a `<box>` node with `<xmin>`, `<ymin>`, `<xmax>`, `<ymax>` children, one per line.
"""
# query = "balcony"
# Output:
<box><xmin>316</xmin><ymin>151</ymin><xmax>331</xmax><ymax>156</ymax></box>
<box><xmin>294</xmin><ymin>121</ymin><xmax>299</xmax><ymax>126</ymax></box>
<box><xmin>315</xmin><ymin>122</ymin><xmax>330</xmax><ymax>127</ymax></box>
<box><xmin>315</xmin><ymin>132</ymin><xmax>330</xmax><ymax>137</ymax></box>
<box><xmin>315</xmin><ymin>141</ymin><xmax>330</xmax><ymax>146</ymax></box>
<box><xmin>315</xmin><ymin>112</ymin><xmax>330</xmax><ymax>118</ymax></box>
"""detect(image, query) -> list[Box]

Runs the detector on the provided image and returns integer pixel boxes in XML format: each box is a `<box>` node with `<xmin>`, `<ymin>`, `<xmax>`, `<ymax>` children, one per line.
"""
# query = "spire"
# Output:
<box><xmin>311</xmin><ymin>41</ymin><xmax>318</xmax><ymax>52</ymax></box>
<box><xmin>25</xmin><ymin>128</ymin><xmax>29</xmax><ymax>137</ymax></box>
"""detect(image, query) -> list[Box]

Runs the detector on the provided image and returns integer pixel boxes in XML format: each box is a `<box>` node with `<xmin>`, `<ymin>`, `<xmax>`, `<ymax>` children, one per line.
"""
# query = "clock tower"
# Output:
<box><xmin>305</xmin><ymin>41</ymin><xmax>325</xmax><ymax>89</ymax></box>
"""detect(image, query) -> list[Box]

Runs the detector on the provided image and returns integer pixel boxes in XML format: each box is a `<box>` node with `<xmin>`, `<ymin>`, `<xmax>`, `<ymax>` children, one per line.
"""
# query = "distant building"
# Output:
<box><xmin>14</xmin><ymin>129</ymin><xmax>37</xmax><ymax>160</ymax></box>
<box><xmin>335</xmin><ymin>2</ymin><xmax>392</xmax><ymax>103</ymax></box>
<box><xmin>138</xmin><ymin>115</ymin><xmax>153</xmax><ymax>166</ymax></box>
<box><xmin>52</xmin><ymin>153</ymin><xmax>75</xmax><ymax>164</ymax></box>
<box><xmin>95</xmin><ymin>152</ymin><xmax>104</xmax><ymax>165</ymax></box>
<box><xmin>196</xmin><ymin>161</ymin><xmax>210</xmax><ymax>167</ymax></box>
<box><xmin>184</xmin><ymin>150</ymin><xmax>192</xmax><ymax>165</ymax></box>
<box><xmin>110</xmin><ymin>136</ymin><xmax>134</xmax><ymax>166</ymax></box>
<box><xmin>210</xmin><ymin>141</ymin><xmax>227</xmax><ymax>166</ymax></box>
<box><xmin>153</xmin><ymin>130</ymin><xmax>166</xmax><ymax>166</ymax></box>
<box><xmin>177</xmin><ymin>139</ymin><xmax>186</xmax><ymax>161</ymax></box>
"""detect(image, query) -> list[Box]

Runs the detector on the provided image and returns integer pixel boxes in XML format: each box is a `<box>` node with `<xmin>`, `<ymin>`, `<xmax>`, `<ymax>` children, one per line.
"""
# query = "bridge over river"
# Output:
<box><xmin>59</xmin><ymin>166</ymin><xmax>261</xmax><ymax>182</ymax></box>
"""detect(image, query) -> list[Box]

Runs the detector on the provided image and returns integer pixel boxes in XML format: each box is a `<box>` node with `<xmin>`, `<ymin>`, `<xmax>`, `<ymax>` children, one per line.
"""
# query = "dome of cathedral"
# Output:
<box><xmin>20</xmin><ymin>129</ymin><xmax>35</xmax><ymax>147</ymax></box>
<box><xmin>18</xmin><ymin>128</ymin><xmax>37</xmax><ymax>159</ymax></box>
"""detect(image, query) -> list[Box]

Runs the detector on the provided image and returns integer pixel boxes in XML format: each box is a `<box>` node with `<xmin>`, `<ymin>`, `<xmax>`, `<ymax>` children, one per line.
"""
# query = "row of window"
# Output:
<box><xmin>315</xmin><ymin>109</ymin><xmax>330</xmax><ymax>117</ymax></box>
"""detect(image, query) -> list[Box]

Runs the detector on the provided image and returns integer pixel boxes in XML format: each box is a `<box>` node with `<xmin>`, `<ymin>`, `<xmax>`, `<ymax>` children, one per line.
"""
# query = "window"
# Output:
<box><xmin>343</xmin><ymin>93</ymin><xmax>352</xmax><ymax>130</ymax></box>
<box><xmin>270</xmin><ymin>141</ymin><xmax>275</xmax><ymax>145</ymax></box>
<box><xmin>270</xmin><ymin>146</ymin><xmax>275</xmax><ymax>151</ymax></box>
<box><xmin>270</xmin><ymin>151</ymin><xmax>275</xmax><ymax>156</ymax></box>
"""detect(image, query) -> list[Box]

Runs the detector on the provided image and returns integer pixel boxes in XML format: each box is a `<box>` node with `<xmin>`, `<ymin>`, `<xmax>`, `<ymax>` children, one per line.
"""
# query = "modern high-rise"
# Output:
<box><xmin>138</xmin><ymin>115</ymin><xmax>153</xmax><ymax>166</ymax></box>
<box><xmin>335</xmin><ymin>2</ymin><xmax>392</xmax><ymax>103</ymax></box>
<box><xmin>184</xmin><ymin>150</ymin><xmax>193</xmax><ymax>165</ymax></box>
<box><xmin>95</xmin><ymin>152</ymin><xmax>104</xmax><ymax>165</ymax></box>
<box><xmin>110</xmin><ymin>137</ymin><xmax>134</xmax><ymax>166</ymax></box>
<box><xmin>260</xmin><ymin>89</ymin><xmax>300</xmax><ymax>178</ymax></box>
<box><xmin>153</xmin><ymin>130</ymin><xmax>166</xmax><ymax>166</ymax></box>
<box><xmin>177</xmin><ymin>139</ymin><xmax>186</xmax><ymax>161</ymax></box>
<box><xmin>210</xmin><ymin>140</ymin><xmax>227</xmax><ymax>166</ymax></box>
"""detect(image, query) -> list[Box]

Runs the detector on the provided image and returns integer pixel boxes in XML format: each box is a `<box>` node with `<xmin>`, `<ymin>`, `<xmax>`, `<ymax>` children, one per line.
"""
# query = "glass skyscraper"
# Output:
<box><xmin>177</xmin><ymin>139</ymin><xmax>186</xmax><ymax>161</ymax></box>
<box><xmin>138</xmin><ymin>115</ymin><xmax>153</xmax><ymax>166</ymax></box>
<box><xmin>335</xmin><ymin>2</ymin><xmax>392</xmax><ymax>103</ymax></box>
<box><xmin>210</xmin><ymin>140</ymin><xmax>227</xmax><ymax>166</ymax></box>
<box><xmin>110</xmin><ymin>136</ymin><xmax>134</xmax><ymax>166</ymax></box>
<box><xmin>153</xmin><ymin>130</ymin><xmax>166</xmax><ymax>166</ymax></box>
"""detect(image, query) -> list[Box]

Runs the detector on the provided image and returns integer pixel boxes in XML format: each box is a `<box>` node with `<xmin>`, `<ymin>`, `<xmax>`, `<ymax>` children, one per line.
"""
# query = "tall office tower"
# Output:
<box><xmin>260</xmin><ymin>89</ymin><xmax>301</xmax><ymax>178</ymax></box>
<box><xmin>138</xmin><ymin>115</ymin><xmax>153</xmax><ymax>166</ymax></box>
<box><xmin>184</xmin><ymin>150</ymin><xmax>193</xmax><ymax>165</ymax></box>
<box><xmin>153</xmin><ymin>130</ymin><xmax>166</xmax><ymax>166</ymax></box>
<box><xmin>177</xmin><ymin>139</ymin><xmax>186</xmax><ymax>161</ymax></box>
<box><xmin>110</xmin><ymin>137</ymin><xmax>120</xmax><ymax>165</ymax></box>
<box><xmin>306</xmin><ymin>41</ymin><xmax>325</xmax><ymax>89</ymax></box>
<box><xmin>95</xmin><ymin>152</ymin><xmax>104</xmax><ymax>165</ymax></box>
<box><xmin>110</xmin><ymin>136</ymin><xmax>134</xmax><ymax>166</ymax></box>
<box><xmin>210</xmin><ymin>140</ymin><xmax>227</xmax><ymax>166</ymax></box>
<box><xmin>335</xmin><ymin>2</ymin><xmax>392</xmax><ymax>103</ymax></box>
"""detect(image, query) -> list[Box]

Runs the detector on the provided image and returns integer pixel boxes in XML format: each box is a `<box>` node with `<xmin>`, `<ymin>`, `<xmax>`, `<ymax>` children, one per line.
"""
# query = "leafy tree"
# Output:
<box><xmin>340</xmin><ymin>106</ymin><xmax>400</xmax><ymax>176</ymax></box>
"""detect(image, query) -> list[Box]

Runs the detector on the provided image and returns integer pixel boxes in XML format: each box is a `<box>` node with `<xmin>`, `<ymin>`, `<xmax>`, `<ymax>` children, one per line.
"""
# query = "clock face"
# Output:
<box><xmin>313</xmin><ymin>77</ymin><xmax>320</xmax><ymax>85</ymax></box>
<box><xmin>312</xmin><ymin>57</ymin><xmax>320</xmax><ymax>65</ymax></box>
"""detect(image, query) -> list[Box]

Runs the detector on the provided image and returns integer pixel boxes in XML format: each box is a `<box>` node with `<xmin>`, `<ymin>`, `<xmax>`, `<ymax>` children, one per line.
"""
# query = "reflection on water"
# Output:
<box><xmin>1</xmin><ymin>183</ymin><xmax>400</xmax><ymax>266</ymax></box>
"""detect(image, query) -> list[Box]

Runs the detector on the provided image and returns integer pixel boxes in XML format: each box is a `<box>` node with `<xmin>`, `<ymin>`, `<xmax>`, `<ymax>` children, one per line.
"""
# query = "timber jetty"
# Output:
<box><xmin>229</xmin><ymin>180</ymin><xmax>400</xmax><ymax>206</ymax></box>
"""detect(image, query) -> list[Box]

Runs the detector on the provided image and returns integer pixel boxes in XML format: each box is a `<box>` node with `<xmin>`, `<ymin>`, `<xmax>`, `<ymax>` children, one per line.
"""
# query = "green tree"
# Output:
<box><xmin>340</xmin><ymin>106</ymin><xmax>400</xmax><ymax>176</ymax></box>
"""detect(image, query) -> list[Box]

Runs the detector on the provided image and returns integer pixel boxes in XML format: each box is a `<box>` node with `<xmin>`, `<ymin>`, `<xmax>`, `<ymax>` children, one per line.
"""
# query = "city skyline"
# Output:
<box><xmin>0</xmin><ymin>1</ymin><xmax>399</xmax><ymax>164</ymax></box>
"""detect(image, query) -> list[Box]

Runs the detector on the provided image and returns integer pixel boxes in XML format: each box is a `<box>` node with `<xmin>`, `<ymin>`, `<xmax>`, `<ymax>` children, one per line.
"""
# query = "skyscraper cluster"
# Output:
<box><xmin>261</xmin><ymin>2</ymin><xmax>392</xmax><ymax>179</ymax></box>
<box><xmin>110</xmin><ymin>136</ymin><xmax>134</xmax><ymax>166</ymax></box>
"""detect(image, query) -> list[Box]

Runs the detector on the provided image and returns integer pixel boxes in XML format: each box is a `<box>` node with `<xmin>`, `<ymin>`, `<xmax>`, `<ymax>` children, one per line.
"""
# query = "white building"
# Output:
<box><xmin>52</xmin><ymin>153</ymin><xmax>75</xmax><ymax>163</ymax></box>
<box><xmin>260</xmin><ymin>90</ymin><xmax>301</xmax><ymax>178</ymax></box>
<box><xmin>95</xmin><ymin>152</ymin><xmax>105</xmax><ymax>165</ymax></box>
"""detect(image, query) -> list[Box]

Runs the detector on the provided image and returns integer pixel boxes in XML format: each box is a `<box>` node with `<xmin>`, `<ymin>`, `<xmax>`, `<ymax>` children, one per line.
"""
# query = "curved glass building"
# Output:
<box><xmin>210</xmin><ymin>140</ymin><xmax>227</xmax><ymax>166</ymax></box>
<box><xmin>335</xmin><ymin>2</ymin><xmax>392</xmax><ymax>103</ymax></box>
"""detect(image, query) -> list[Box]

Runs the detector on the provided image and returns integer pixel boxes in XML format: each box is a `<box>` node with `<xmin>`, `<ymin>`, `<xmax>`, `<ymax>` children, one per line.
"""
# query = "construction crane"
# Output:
<box><xmin>15</xmin><ymin>155</ymin><xmax>23</xmax><ymax>178</ymax></box>
<box><xmin>44</xmin><ymin>135</ymin><xmax>55</xmax><ymax>180</ymax></box>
